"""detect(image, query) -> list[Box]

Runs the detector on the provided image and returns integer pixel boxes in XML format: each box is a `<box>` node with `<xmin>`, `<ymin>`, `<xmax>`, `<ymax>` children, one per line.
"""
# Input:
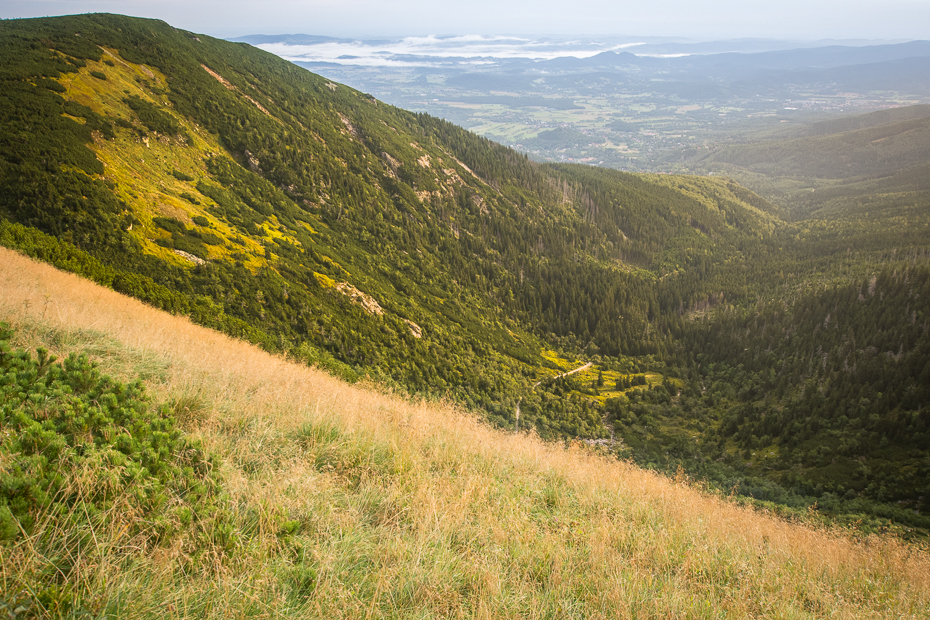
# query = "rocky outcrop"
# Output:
<box><xmin>335</xmin><ymin>282</ymin><xmax>384</xmax><ymax>316</ymax></box>
<box><xmin>404</xmin><ymin>319</ymin><xmax>422</xmax><ymax>338</ymax></box>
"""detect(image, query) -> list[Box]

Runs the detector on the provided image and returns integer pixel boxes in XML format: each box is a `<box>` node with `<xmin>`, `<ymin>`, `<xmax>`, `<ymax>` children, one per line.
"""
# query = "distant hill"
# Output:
<box><xmin>696</xmin><ymin>113</ymin><xmax>930</xmax><ymax>180</ymax></box>
<box><xmin>232</xmin><ymin>33</ymin><xmax>351</xmax><ymax>45</ymax></box>
<box><xmin>798</xmin><ymin>104</ymin><xmax>930</xmax><ymax>136</ymax></box>
<box><xmin>676</xmin><ymin>103</ymin><xmax>930</xmax><ymax>220</ymax></box>
<box><xmin>676</xmin><ymin>40</ymin><xmax>930</xmax><ymax>71</ymax></box>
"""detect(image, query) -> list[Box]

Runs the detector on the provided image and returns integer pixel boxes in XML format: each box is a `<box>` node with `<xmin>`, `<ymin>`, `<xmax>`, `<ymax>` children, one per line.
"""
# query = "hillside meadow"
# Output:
<box><xmin>1</xmin><ymin>245</ymin><xmax>928</xmax><ymax>618</ymax></box>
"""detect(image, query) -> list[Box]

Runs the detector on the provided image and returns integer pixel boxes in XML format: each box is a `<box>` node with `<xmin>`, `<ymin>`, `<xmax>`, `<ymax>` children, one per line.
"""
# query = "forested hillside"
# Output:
<box><xmin>698</xmin><ymin>115</ymin><xmax>930</xmax><ymax>181</ymax></box>
<box><xmin>1</xmin><ymin>14</ymin><xmax>928</xmax><ymax>534</ymax></box>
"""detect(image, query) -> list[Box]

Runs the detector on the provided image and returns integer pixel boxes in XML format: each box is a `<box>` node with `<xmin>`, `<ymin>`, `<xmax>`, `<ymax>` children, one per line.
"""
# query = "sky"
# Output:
<box><xmin>3</xmin><ymin>0</ymin><xmax>930</xmax><ymax>40</ymax></box>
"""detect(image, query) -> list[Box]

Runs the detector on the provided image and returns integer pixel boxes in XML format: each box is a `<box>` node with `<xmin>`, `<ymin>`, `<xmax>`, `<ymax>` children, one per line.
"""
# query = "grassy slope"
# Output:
<box><xmin>58</xmin><ymin>47</ymin><xmax>271</xmax><ymax>270</ymax></box>
<box><xmin>3</xmin><ymin>250</ymin><xmax>930</xmax><ymax>618</ymax></box>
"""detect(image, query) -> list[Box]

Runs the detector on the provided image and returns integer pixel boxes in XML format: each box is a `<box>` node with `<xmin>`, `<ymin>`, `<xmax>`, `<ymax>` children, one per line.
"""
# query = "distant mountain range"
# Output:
<box><xmin>251</xmin><ymin>33</ymin><xmax>930</xmax><ymax>175</ymax></box>
<box><xmin>240</xmin><ymin>34</ymin><xmax>930</xmax><ymax>96</ymax></box>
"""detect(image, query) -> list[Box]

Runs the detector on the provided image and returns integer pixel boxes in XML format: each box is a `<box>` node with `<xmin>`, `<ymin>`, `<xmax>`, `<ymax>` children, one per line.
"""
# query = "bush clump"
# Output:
<box><xmin>0</xmin><ymin>322</ymin><xmax>225</xmax><ymax>546</ymax></box>
<box><xmin>122</xmin><ymin>95</ymin><xmax>185</xmax><ymax>137</ymax></box>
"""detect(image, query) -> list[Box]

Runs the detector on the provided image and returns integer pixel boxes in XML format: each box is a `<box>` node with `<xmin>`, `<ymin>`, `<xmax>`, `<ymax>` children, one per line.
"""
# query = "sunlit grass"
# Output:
<box><xmin>2</xmin><ymin>246</ymin><xmax>928</xmax><ymax>618</ymax></box>
<box><xmin>55</xmin><ymin>49</ymin><xmax>272</xmax><ymax>271</ymax></box>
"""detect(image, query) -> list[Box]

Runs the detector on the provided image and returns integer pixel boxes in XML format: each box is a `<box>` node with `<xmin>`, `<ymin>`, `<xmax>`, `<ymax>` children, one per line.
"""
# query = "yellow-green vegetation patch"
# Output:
<box><xmin>55</xmin><ymin>48</ymin><xmax>171</xmax><ymax>121</ymax></box>
<box><xmin>314</xmin><ymin>272</ymin><xmax>336</xmax><ymax>288</ymax></box>
<box><xmin>53</xmin><ymin>50</ymin><xmax>273</xmax><ymax>271</ymax></box>
<box><xmin>540</xmin><ymin>349</ymin><xmax>572</xmax><ymax>371</ymax></box>
<box><xmin>647</xmin><ymin>175</ymin><xmax>779</xmax><ymax>231</ymax></box>
<box><xmin>259</xmin><ymin>215</ymin><xmax>304</xmax><ymax>248</ymax></box>
<box><xmin>317</xmin><ymin>254</ymin><xmax>347</xmax><ymax>276</ymax></box>
<box><xmin>643</xmin><ymin>371</ymin><xmax>663</xmax><ymax>384</ymax></box>
<box><xmin>61</xmin><ymin>112</ymin><xmax>86</xmax><ymax>124</ymax></box>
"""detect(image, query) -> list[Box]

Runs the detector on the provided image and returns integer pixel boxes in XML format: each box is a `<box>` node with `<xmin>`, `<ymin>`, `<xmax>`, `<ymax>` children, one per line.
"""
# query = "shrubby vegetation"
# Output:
<box><xmin>0</xmin><ymin>324</ymin><xmax>223</xmax><ymax>541</ymax></box>
<box><xmin>0</xmin><ymin>324</ymin><xmax>238</xmax><ymax>614</ymax></box>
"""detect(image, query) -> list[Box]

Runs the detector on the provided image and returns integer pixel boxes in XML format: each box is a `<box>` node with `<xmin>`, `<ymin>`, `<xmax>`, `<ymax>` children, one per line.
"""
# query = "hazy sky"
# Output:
<box><xmin>3</xmin><ymin>0</ymin><xmax>930</xmax><ymax>40</ymax></box>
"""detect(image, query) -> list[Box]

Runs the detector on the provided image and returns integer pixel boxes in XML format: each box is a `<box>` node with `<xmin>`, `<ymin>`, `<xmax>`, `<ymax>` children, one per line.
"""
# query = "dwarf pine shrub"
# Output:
<box><xmin>0</xmin><ymin>321</ymin><xmax>230</xmax><ymax>548</ymax></box>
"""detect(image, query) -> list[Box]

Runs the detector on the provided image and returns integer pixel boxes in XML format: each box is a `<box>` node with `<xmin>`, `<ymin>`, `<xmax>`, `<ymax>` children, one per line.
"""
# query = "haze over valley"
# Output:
<box><xmin>245</xmin><ymin>33</ymin><xmax>930</xmax><ymax>177</ymax></box>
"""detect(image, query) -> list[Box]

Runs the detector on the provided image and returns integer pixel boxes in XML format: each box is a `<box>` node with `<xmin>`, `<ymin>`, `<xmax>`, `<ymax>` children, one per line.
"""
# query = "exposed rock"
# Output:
<box><xmin>336</xmin><ymin>282</ymin><xmax>384</xmax><ymax>316</ymax></box>
<box><xmin>382</xmin><ymin>151</ymin><xmax>401</xmax><ymax>179</ymax></box>
<box><xmin>475</xmin><ymin>195</ymin><xmax>489</xmax><ymax>215</ymax></box>
<box><xmin>245</xmin><ymin>149</ymin><xmax>261</xmax><ymax>172</ymax></box>
<box><xmin>404</xmin><ymin>319</ymin><xmax>423</xmax><ymax>339</ymax></box>
<box><xmin>382</xmin><ymin>151</ymin><xmax>401</xmax><ymax>170</ymax></box>
<box><xmin>338</xmin><ymin>113</ymin><xmax>359</xmax><ymax>140</ymax></box>
<box><xmin>173</xmin><ymin>249</ymin><xmax>205</xmax><ymax>265</ymax></box>
<box><xmin>201</xmin><ymin>64</ymin><xmax>275</xmax><ymax>118</ymax></box>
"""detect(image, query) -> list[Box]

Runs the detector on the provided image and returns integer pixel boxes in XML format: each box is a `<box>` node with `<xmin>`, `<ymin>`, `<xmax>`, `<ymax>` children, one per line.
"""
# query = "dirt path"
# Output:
<box><xmin>533</xmin><ymin>362</ymin><xmax>592</xmax><ymax>389</ymax></box>
<box><xmin>516</xmin><ymin>362</ymin><xmax>593</xmax><ymax>430</ymax></box>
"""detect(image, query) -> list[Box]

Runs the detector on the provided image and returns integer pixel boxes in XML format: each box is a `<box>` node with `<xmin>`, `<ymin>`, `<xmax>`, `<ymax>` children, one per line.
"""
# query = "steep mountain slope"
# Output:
<box><xmin>0</xmin><ymin>14</ymin><xmax>770</xmax><ymax>415</ymax></box>
<box><xmin>1</xmin><ymin>14</ymin><xmax>929</xmax><ymax>531</ymax></box>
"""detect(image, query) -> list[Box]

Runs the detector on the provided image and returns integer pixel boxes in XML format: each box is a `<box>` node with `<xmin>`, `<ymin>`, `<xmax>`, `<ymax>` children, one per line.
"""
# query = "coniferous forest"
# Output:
<box><xmin>1</xmin><ymin>14</ymin><xmax>929</xmax><ymax>536</ymax></box>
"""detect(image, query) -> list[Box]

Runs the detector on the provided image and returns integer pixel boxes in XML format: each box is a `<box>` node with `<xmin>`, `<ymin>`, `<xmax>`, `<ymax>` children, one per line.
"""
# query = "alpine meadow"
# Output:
<box><xmin>1</xmin><ymin>13</ymin><xmax>929</xmax><ymax>618</ymax></box>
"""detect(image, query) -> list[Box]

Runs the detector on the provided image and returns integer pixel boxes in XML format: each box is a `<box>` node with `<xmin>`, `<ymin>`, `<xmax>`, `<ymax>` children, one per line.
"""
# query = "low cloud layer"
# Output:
<box><xmin>252</xmin><ymin>35</ymin><xmax>652</xmax><ymax>67</ymax></box>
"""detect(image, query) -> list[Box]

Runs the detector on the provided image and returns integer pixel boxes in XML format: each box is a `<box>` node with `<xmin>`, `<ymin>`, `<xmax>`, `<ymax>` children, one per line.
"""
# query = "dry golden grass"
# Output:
<box><xmin>2</xmin><ymin>245</ymin><xmax>929</xmax><ymax>618</ymax></box>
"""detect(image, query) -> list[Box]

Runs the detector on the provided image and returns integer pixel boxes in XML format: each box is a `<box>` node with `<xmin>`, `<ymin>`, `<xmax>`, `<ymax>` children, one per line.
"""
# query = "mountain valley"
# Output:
<box><xmin>1</xmin><ymin>12</ymin><xmax>929</xmax><ymax>544</ymax></box>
